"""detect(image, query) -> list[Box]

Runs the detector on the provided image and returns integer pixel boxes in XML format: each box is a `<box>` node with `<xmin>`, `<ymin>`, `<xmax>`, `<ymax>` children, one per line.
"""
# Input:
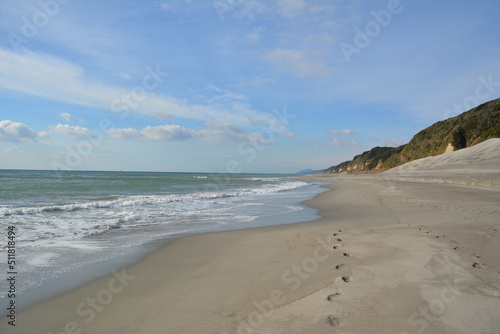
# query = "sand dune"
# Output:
<box><xmin>382</xmin><ymin>138</ymin><xmax>500</xmax><ymax>189</ymax></box>
<box><xmin>387</xmin><ymin>138</ymin><xmax>500</xmax><ymax>175</ymax></box>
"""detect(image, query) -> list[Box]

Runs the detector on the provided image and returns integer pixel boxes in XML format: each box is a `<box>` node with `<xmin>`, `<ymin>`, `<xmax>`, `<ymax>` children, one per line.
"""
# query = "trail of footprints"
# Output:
<box><xmin>416</xmin><ymin>225</ymin><xmax>488</xmax><ymax>269</ymax></box>
<box><xmin>323</xmin><ymin>222</ymin><xmax>492</xmax><ymax>328</ymax></box>
<box><xmin>325</xmin><ymin>229</ymin><xmax>352</xmax><ymax>328</ymax></box>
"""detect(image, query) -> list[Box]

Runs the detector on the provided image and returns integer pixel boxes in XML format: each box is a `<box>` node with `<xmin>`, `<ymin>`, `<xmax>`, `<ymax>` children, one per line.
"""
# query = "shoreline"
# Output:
<box><xmin>0</xmin><ymin>178</ymin><xmax>326</xmax><ymax>312</ymax></box>
<box><xmin>2</xmin><ymin>175</ymin><xmax>499</xmax><ymax>333</ymax></box>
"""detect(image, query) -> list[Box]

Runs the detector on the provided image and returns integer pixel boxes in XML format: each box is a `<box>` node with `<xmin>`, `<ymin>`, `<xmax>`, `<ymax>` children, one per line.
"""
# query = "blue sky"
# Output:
<box><xmin>0</xmin><ymin>0</ymin><xmax>499</xmax><ymax>173</ymax></box>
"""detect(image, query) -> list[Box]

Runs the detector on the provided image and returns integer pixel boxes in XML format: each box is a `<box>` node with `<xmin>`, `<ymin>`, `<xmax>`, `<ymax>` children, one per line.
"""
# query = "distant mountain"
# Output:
<box><xmin>296</xmin><ymin>169</ymin><xmax>322</xmax><ymax>175</ymax></box>
<box><xmin>325</xmin><ymin>98</ymin><xmax>500</xmax><ymax>174</ymax></box>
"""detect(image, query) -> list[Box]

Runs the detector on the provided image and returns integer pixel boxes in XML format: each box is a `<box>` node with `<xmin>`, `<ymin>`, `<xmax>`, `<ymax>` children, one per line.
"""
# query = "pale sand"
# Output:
<box><xmin>2</xmin><ymin>140</ymin><xmax>500</xmax><ymax>333</ymax></box>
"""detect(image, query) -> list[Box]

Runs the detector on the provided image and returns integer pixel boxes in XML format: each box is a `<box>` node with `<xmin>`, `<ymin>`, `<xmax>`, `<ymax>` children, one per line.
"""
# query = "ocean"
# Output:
<box><xmin>0</xmin><ymin>169</ymin><xmax>326</xmax><ymax>309</ymax></box>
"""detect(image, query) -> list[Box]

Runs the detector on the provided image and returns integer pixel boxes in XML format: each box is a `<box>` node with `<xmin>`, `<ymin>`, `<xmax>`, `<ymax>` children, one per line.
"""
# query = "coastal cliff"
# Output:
<box><xmin>325</xmin><ymin>98</ymin><xmax>500</xmax><ymax>174</ymax></box>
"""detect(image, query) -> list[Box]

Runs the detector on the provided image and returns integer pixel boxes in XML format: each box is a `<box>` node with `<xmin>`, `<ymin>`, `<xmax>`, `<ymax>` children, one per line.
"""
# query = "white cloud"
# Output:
<box><xmin>109</xmin><ymin>124</ymin><xmax>195</xmax><ymax>141</ymax></box>
<box><xmin>383</xmin><ymin>138</ymin><xmax>404</xmax><ymax>147</ymax></box>
<box><xmin>51</xmin><ymin>124</ymin><xmax>93</xmax><ymax>139</ymax></box>
<box><xmin>329</xmin><ymin>137</ymin><xmax>361</xmax><ymax>147</ymax></box>
<box><xmin>250</xmin><ymin>76</ymin><xmax>276</xmax><ymax>87</ymax></box>
<box><xmin>279</xmin><ymin>131</ymin><xmax>294</xmax><ymax>138</ymax></box>
<box><xmin>247</xmin><ymin>132</ymin><xmax>276</xmax><ymax>145</ymax></box>
<box><xmin>198</xmin><ymin>122</ymin><xmax>248</xmax><ymax>144</ymax></box>
<box><xmin>107</xmin><ymin>128</ymin><xmax>142</xmax><ymax>139</ymax></box>
<box><xmin>109</xmin><ymin>122</ymin><xmax>253</xmax><ymax>144</ymax></box>
<box><xmin>0</xmin><ymin>48</ymin><xmax>273</xmax><ymax>127</ymax></box>
<box><xmin>206</xmin><ymin>85</ymin><xmax>248</xmax><ymax>104</ymax></box>
<box><xmin>0</xmin><ymin>120</ymin><xmax>38</xmax><ymax>142</ymax></box>
<box><xmin>0</xmin><ymin>146</ymin><xmax>22</xmax><ymax>153</ymax></box>
<box><xmin>328</xmin><ymin>129</ymin><xmax>355</xmax><ymax>135</ymax></box>
<box><xmin>245</xmin><ymin>27</ymin><xmax>264</xmax><ymax>44</ymax></box>
<box><xmin>267</xmin><ymin>49</ymin><xmax>332</xmax><ymax>78</ymax></box>
<box><xmin>59</xmin><ymin>112</ymin><xmax>84</xmax><ymax>123</ymax></box>
<box><xmin>118</xmin><ymin>72</ymin><xmax>132</xmax><ymax>80</ymax></box>
<box><xmin>141</xmin><ymin>125</ymin><xmax>195</xmax><ymax>141</ymax></box>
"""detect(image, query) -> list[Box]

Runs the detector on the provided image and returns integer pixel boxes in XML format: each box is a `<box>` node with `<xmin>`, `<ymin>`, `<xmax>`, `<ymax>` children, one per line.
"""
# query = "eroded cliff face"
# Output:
<box><xmin>444</xmin><ymin>143</ymin><xmax>455</xmax><ymax>154</ymax></box>
<box><xmin>324</xmin><ymin>98</ymin><xmax>500</xmax><ymax>174</ymax></box>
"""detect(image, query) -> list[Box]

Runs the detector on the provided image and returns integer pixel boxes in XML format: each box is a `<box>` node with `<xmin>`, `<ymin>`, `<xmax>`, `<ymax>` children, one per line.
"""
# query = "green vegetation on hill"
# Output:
<box><xmin>325</xmin><ymin>146</ymin><xmax>404</xmax><ymax>173</ymax></box>
<box><xmin>325</xmin><ymin>98</ymin><xmax>500</xmax><ymax>174</ymax></box>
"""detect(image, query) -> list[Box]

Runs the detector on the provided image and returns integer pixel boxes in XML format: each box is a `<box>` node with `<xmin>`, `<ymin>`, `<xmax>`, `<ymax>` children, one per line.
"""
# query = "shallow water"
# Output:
<box><xmin>0</xmin><ymin>170</ymin><xmax>326</xmax><ymax>309</ymax></box>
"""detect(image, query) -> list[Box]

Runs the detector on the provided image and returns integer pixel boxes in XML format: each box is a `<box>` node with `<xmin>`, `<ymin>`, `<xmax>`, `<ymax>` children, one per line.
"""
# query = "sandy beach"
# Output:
<box><xmin>2</xmin><ymin>141</ymin><xmax>500</xmax><ymax>334</ymax></box>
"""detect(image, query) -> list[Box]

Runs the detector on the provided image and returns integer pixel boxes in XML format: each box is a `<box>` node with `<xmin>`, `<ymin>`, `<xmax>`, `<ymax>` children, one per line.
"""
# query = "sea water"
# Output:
<box><xmin>0</xmin><ymin>170</ymin><xmax>326</xmax><ymax>309</ymax></box>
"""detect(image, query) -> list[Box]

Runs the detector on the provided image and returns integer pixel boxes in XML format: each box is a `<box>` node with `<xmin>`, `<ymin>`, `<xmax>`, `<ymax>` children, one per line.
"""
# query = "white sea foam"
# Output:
<box><xmin>1</xmin><ymin>179</ymin><xmax>312</xmax><ymax>248</ymax></box>
<box><xmin>0</xmin><ymin>172</ymin><xmax>325</xmax><ymax>306</ymax></box>
<box><xmin>25</xmin><ymin>252</ymin><xmax>59</xmax><ymax>266</ymax></box>
<box><xmin>0</xmin><ymin>180</ymin><xmax>308</xmax><ymax>217</ymax></box>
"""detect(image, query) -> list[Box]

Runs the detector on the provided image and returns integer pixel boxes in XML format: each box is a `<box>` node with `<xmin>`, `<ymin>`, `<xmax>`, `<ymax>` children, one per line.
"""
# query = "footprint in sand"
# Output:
<box><xmin>343</xmin><ymin>252</ymin><xmax>351</xmax><ymax>257</ymax></box>
<box><xmin>473</xmin><ymin>262</ymin><xmax>483</xmax><ymax>268</ymax></box>
<box><xmin>333</xmin><ymin>233</ymin><xmax>338</xmax><ymax>237</ymax></box>
<box><xmin>335</xmin><ymin>264</ymin><xmax>345</xmax><ymax>270</ymax></box>
<box><xmin>342</xmin><ymin>276</ymin><xmax>352</xmax><ymax>283</ymax></box>
<box><xmin>327</xmin><ymin>292</ymin><xmax>341</xmax><ymax>301</ymax></box>
<box><xmin>327</xmin><ymin>315</ymin><xmax>340</xmax><ymax>327</ymax></box>
<box><xmin>337</xmin><ymin>238</ymin><xmax>343</xmax><ymax>242</ymax></box>
<box><xmin>333</xmin><ymin>244</ymin><xmax>342</xmax><ymax>249</ymax></box>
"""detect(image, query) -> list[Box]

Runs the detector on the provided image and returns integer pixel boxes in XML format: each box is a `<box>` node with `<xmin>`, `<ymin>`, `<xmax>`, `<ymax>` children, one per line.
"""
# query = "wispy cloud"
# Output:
<box><xmin>328</xmin><ymin>129</ymin><xmax>356</xmax><ymax>135</ymax></box>
<box><xmin>198</xmin><ymin>121</ymin><xmax>250</xmax><ymax>144</ymax></box>
<box><xmin>383</xmin><ymin>138</ymin><xmax>404</xmax><ymax>147</ymax></box>
<box><xmin>109</xmin><ymin>122</ymin><xmax>254</xmax><ymax>144</ymax></box>
<box><xmin>205</xmin><ymin>85</ymin><xmax>248</xmax><ymax>104</ymax></box>
<box><xmin>277</xmin><ymin>0</ymin><xmax>306</xmax><ymax>19</ymax></box>
<box><xmin>250</xmin><ymin>76</ymin><xmax>276</xmax><ymax>87</ymax></box>
<box><xmin>329</xmin><ymin>137</ymin><xmax>361</xmax><ymax>147</ymax></box>
<box><xmin>267</xmin><ymin>49</ymin><xmax>332</xmax><ymax>78</ymax></box>
<box><xmin>0</xmin><ymin>146</ymin><xmax>22</xmax><ymax>153</ymax></box>
<box><xmin>156</xmin><ymin>1</ymin><xmax>170</xmax><ymax>11</ymax></box>
<box><xmin>0</xmin><ymin>48</ymin><xmax>273</xmax><ymax>127</ymax></box>
<box><xmin>59</xmin><ymin>112</ymin><xmax>84</xmax><ymax>124</ymax></box>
